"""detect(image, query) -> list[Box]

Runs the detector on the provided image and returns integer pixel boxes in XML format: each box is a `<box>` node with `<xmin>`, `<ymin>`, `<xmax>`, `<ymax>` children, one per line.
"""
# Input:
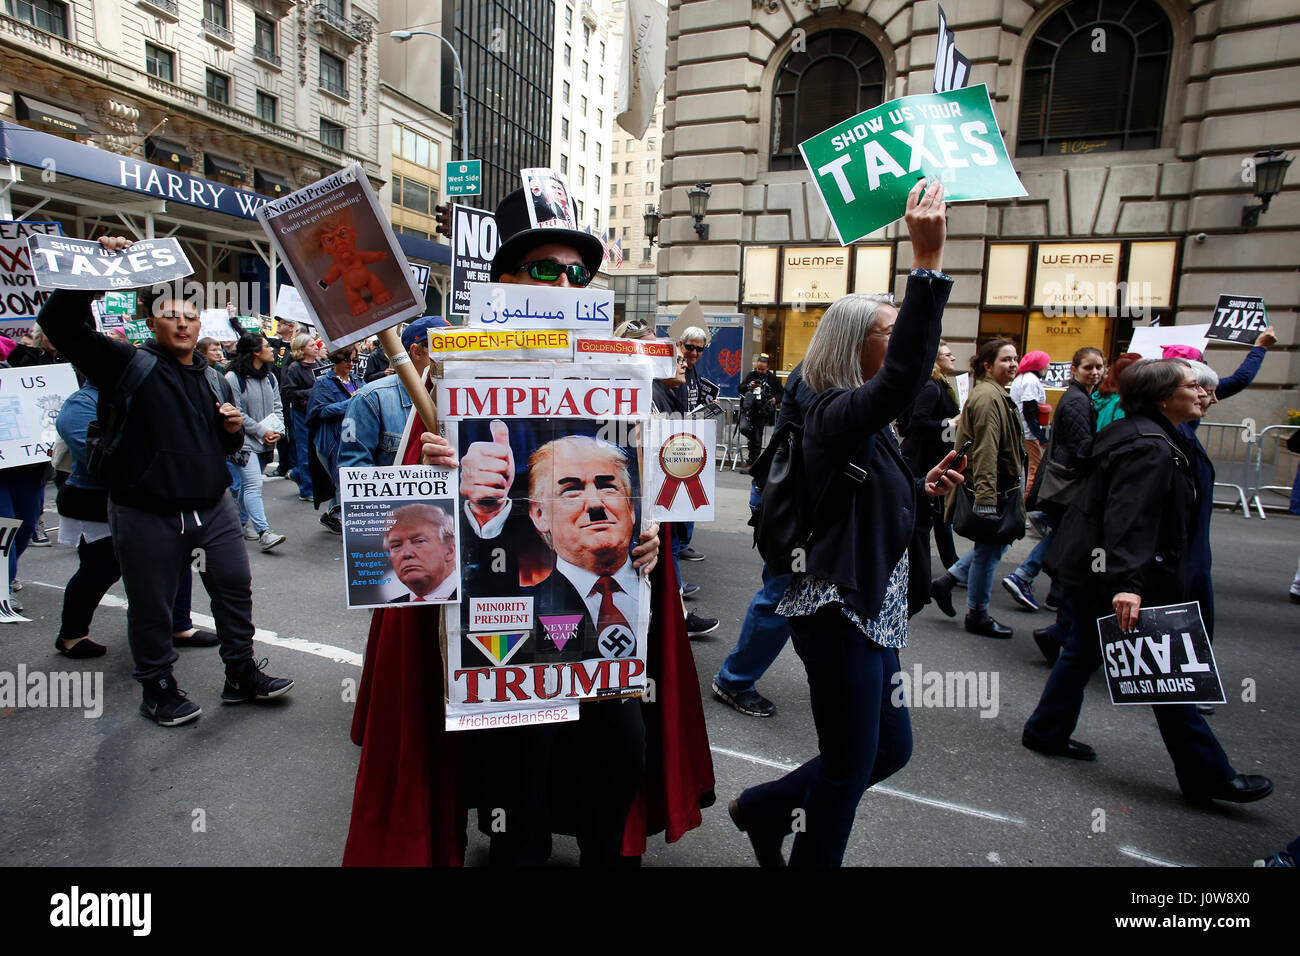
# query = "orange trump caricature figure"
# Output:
<box><xmin>316</xmin><ymin>219</ymin><xmax>393</xmax><ymax>316</ymax></box>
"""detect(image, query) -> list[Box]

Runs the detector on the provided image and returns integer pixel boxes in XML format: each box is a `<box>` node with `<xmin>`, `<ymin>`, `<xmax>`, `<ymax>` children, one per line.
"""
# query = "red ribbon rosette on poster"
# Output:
<box><xmin>655</xmin><ymin>432</ymin><xmax>710</xmax><ymax>509</ymax></box>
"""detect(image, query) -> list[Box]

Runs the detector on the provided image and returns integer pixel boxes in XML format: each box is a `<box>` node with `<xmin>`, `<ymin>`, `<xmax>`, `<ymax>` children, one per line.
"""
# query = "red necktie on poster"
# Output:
<box><xmin>591</xmin><ymin>576</ymin><xmax>631</xmax><ymax>633</ymax></box>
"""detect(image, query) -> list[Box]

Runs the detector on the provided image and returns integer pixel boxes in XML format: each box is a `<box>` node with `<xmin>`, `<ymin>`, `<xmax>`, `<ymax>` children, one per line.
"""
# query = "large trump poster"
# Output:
<box><xmin>437</xmin><ymin>363</ymin><xmax>651</xmax><ymax>729</ymax></box>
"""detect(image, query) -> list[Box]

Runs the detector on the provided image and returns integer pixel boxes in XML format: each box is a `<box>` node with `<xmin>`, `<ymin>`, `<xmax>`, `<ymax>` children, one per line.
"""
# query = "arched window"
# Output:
<box><xmin>771</xmin><ymin>29</ymin><xmax>886</xmax><ymax>171</ymax></box>
<box><xmin>1018</xmin><ymin>0</ymin><xmax>1172</xmax><ymax>157</ymax></box>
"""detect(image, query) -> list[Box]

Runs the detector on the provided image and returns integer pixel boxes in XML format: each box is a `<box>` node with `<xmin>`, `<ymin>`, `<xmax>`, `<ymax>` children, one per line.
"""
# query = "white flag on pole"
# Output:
<box><xmin>933</xmin><ymin>4</ymin><xmax>971</xmax><ymax>93</ymax></box>
<box><xmin>616</xmin><ymin>0</ymin><xmax>668</xmax><ymax>139</ymax></box>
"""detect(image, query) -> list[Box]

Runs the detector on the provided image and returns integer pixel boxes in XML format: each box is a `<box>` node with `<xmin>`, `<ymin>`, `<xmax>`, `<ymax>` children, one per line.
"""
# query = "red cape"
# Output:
<box><xmin>343</xmin><ymin>404</ymin><xmax>715</xmax><ymax>866</ymax></box>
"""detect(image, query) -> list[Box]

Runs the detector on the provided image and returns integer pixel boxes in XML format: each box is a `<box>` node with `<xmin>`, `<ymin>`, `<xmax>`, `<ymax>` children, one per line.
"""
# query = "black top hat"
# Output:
<box><xmin>491</xmin><ymin>188</ymin><xmax>606</xmax><ymax>282</ymax></box>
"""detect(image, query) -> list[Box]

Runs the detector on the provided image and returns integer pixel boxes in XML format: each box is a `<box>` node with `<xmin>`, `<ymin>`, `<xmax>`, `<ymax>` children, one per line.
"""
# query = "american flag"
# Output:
<box><xmin>609</xmin><ymin>237</ymin><xmax>624</xmax><ymax>266</ymax></box>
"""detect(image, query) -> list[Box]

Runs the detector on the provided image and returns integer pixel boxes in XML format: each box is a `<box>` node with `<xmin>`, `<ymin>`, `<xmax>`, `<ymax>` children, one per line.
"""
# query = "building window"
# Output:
<box><xmin>256</xmin><ymin>91</ymin><xmax>278</xmax><ymax>124</ymax></box>
<box><xmin>6</xmin><ymin>0</ymin><xmax>68</xmax><ymax>36</ymax></box>
<box><xmin>598</xmin><ymin>75</ymin><xmax>604</xmax><ymax>94</ymax></box>
<box><xmin>564</xmin><ymin>43</ymin><xmax>571</xmax><ymax>66</ymax></box>
<box><xmin>594</xmin><ymin>173</ymin><xmax>601</xmax><ymax>193</ymax></box>
<box><xmin>612</xmin><ymin>140</ymin><xmax>619</xmax><ymax>154</ymax></box>
<box><xmin>562</xmin><ymin>81</ymin><xmax>570</xmax><ymax>104</ymax></box>
<box><xmin>594</xmin><ymin>208</ymin><xmax>600</xmax><ymax>229</ymax></box>
<box><xmin>644</xmin><ymin>181</ymin><xmax>654</xmax><ymax>194</ymax></box>
<box><xmin>580</xmin><ymin>95</ymin><xmax>587</xmax><ymax>116</ymax></box>
<box><xmin>145</xmin><ymin>42</ymin><xmax>174</xmax><ymax>82</ymax></box>
<box><xmin>578</xmin><ymin>130</ymin><xmax>586</xmax><ymax>150</ymax></box>
<box><xmin>645</xmin><ymin>158</ymin><xmax>654</xmax><ymax>173</ymax></box>
<box><xmin>582</xmin><ymin>60</ymin><xmax>589</xmax><ymax>80</ymax></box>
<box><xmin>583</xmin><ymin>23</ymin><xmax>590</xmax><ymax>47</ymax></box>
<box><xmin>319</xmin><ymin>51</ymin><xmax>347</xmax><ymax>97</ymax></box>
<box><xmin>206</xmin><ymin>69</ymin><xmax>230</xmax><ymax>104</ymax></box>
<box><xmin>596</xmin><ymin>108</ymin><xmax>603</xmax><ymax>127</ymax></box>
<box><xmin>393</xmin><ymin>123</ymin><xmax>437</xmax><ymax>170</ymax></box>
<box><xmin>623</xmin><ymin>205</ymin><xmax>631</xmax><ymax>218</ymax></box>
<box><xmin>561</xmin><ymin>117</ymin><xmax>570</xmax><ymax>140</ymax></box>
<box><xmin>770</xmin><ymin>29</ymin><xmax>886</xmax><ymax>171</ymax></box>
<box><xmin>321</xmin><ymin>0</ymin><xmax>344</xmax><ymax>15</ymax></box>
<box><xmin>203</xmin><ymin>0</ymin><xmax>227</xmax><ymax>27</ymax></box>
<box><xmin>320</xmin><ymin>118</ymin><xmax>344</xmax><ymax>150</ymax></box>
<box><xmin>564</xmin><ymin>5</ymin><xmax>572</xmax><ymax>33</ymax></box>
<box><xmin>254</xmin><ymin>15</ymin><xmax>277</xmax><ymax>61</ymax></box>
<box><xmin>560</xmin><ymin>154</ymin><xmax>568</xmax><ymax>174</ymax></box>
<box><xmin>624</xmin><ymin>183</ymin><xmax>633</xmax><ymax>196</ymax></box>
<box><xmin>646</xmin><ymin>136</ymin><xmax>655</xmax><ymax>151</ymax></box>
<box><xmin>394</xmin><ymin>174</ymin><xmax>434</xmax><ymax>215</ymax></box>
<box><xmin>600</xmin><ymin>41</ymin><xmax>605</xmax><ymax>62</ymax></box>
<box><xmin>595</xmin><ymin>142</ymin><xmax>601</xmax><ymax>161</ymax></box>
<box><xmin>647</xmin><ymin>113</ymin><xmax>656</xmax><ymax>129</ymax></box>
<box><xmin>574</xmin><ymin>199</ymin><xmax>582</xmax><ymax>220</ymax></box>
<box><xmin>578</xmin><ymin>165</ymin><xmax>585</xmax><ymax>186</ymax></box>
<box><xmin>625</xmin><ymin>139</ymin><xmax>634</xmax><ymax>151</ymax></box>
<box><xmin>624</xmin><ymin>161</ymin><xmax>632</xmax><ymax>174</ymax></box>
<box><xmin>1017</xmin><ymin>0</ymin><xmax>1172</xmax><ymax>156</ymax></box>
<box><xmin>609</xmin><ymin>206</ymin><xmax>616</xmax><ymax>222</ymax></box>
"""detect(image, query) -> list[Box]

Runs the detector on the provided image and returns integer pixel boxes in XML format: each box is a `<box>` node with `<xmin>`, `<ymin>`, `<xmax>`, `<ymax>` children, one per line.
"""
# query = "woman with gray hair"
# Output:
<box><xmin>728</xmin><ymin>180</ymin><xmax>967</xmax><ymax>866</ymax></box>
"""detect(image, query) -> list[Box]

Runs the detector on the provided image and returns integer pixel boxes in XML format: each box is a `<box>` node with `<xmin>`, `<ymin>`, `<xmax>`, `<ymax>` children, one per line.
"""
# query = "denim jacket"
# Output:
<box><xmin>339</xmin><ymin>374</ymin><xmax>412</xmax><ymax>468</ymax></box>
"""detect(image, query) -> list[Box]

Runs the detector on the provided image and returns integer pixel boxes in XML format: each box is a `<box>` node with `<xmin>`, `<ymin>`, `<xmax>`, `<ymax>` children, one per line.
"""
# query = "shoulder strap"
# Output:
<box><xmin>117</xmin><ymin>350</ymin><xmax>158</xmax><ymax>402</ymax></box>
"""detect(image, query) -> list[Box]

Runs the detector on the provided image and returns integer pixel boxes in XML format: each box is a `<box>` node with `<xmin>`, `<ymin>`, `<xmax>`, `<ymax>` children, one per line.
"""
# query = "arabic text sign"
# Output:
<box><xmin>339</xmin><ymin>465</ymin><xmax>460</xmax><ymax>609</ymax></box>
<box><xmin>1097</xmin><ymin>602</ymin><xmax>1224</xmax><ymax>705</ymax></box>
<box><xmin>0</xmin><ymin>220</ymin><xmax>61</xmax><ymax>340</ymax></box>
<box><xmin>1206</xmin><ymin>294</ymin><xmax>1268</xmax><ymax>345</ymax></box>
<box><xmin>450</xmin><ymin>204</ymin><xmax>498</xmax><ymax>316</ymax></box>
<box><xmin>0</xmin><ymin>364</ymin><xmax>78</xmax><ymax>471</ymax></box>
<box><xmin>799</xmin><ymin>84</ymin><xmax>1026</xmax><ymax>245</ymax></box>
<box><xmin>468</xmin><ymin>282</ymin><xmax>614</xmax><ymax>333</ymax></box>
<box><xmin>27</xmin><ymin>236</ymin><xmax>193</xmax><ymax>291</ymax></box>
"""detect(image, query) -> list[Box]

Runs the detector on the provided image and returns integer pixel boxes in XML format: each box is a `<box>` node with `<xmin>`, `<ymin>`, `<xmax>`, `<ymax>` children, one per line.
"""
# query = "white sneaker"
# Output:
<box><xmin>258</xmin><ymin>530</ymin><xmax>287</xmax><ymax>552</ymax></box>
<box><xmin>242</xmin><ymin>524</ymin><xmax>259</xmax><ymax>541</ymax></box>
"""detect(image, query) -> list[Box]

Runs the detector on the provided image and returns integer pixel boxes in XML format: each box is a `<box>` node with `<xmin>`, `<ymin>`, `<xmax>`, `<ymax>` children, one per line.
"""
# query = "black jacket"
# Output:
<box><xmin>281</xmin><ymin>359</ymin><xmax>317</xmax><ymax>412</ymax></box>
<box><xmin>1046</xmin><ymin>412</ymin><xmax>1196</xmax><ymax>606</ymax></box>
<box><xmin>900</xmin><ymin>376</ymin><xmax>958</xmax><ymax>475</ymax></box>
<box><xmin>1027</xmin><ymin>379</ymin><xmax>1096</xmax><ymax>511</ymax></box>
<box><xmin>36</xmin><ymin>290</ymin><xmax>245</xmax><ymax>513</ymax></box>
<box><xmin>802</xmin><ymin>272</ymin><xmax>950</xmax><ymax>620</ymax></box>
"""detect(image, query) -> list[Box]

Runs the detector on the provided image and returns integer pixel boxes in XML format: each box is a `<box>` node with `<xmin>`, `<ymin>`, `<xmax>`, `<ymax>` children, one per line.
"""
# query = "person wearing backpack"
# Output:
<box><xmin>1022</xmin><ymin>359</ymin><xmax>1273</xmax><ymax>806</ymax></box>
<box><xmin>727</xmin><ymin>180</ymin><xmax>967</xmax><ymax>867</ymax></box>
<box><xmin>225</xmin><ymin>334</ymin><xmax>287</xmax><ymax>552</ymax></box>
<box><xmin>37</xmin><ymin>240</ymin><xmax>293</xmax><ymax>728</ymax></box>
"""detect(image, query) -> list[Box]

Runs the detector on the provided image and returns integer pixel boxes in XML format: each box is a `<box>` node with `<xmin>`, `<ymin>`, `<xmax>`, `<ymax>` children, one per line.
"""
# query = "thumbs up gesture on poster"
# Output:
<box><xmin>461</xmin><ymin>419</ymin><xmax>516</xmax><ymax>527</ymax></box>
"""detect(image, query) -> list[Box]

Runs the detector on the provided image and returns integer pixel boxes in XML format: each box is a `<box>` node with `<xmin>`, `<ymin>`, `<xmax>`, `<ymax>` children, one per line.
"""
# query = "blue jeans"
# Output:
<box><xmin>1024</xmin><ymin>595</ymin><xmax>1235</xmax><ymax>795</ymax></box>
<box><xmin>956</xmin><ymin>540</ymin><xmax>1009</xmax><ymax>612</ymax></box>
<box><xmin>1290</xmin><ymin>461</ymin><xmax>1300</xmax><ymax>515</ymax></box>
<box><xmin>715</xmin><ymin>563</ymin><xmax>792</xmax><ymax>693</ymax></box>
<box><xmin>1015</xmin><ymin>524</ymin><xmax>1056</xmax><ymax>581</ymax></box>
<box><xmin>290</xmin><ymin>407</ymin><xmax>314</xmax><ymax>496</ymax></box>
<box><xmin>670</xmin><ymin>521</ymin><xmax>694</xmax><ymax>591</ymax></box>
<box><xmin>738</xmin><ymin>605</ymin><xmax>912</xmax><ymax>867</ymax></box>
<box><xmin>236</xmin><ymin>454</ymin><xmax>269</xmax><ymax>534</ymax></box>
<box><xmin>0</xmin><ymin>467</ymin><xmax>45</xmax><ymax>584</ymax></box>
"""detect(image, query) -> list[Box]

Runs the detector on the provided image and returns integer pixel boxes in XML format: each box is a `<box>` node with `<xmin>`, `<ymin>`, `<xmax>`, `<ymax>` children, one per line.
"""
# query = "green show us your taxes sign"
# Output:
<box><xmin>445</xmin><ymin>159</ymin><xmax>482</xmax><ymax>197</ymax></box>
<box><xmin>799</xmin><ymin>84</ymin><xmax>1026</xmax><ymax>245</ymax></box>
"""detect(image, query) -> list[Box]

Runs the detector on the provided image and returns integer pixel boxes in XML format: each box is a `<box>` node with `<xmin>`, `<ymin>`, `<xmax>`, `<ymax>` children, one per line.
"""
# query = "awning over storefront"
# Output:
<box><xmin>254</xmin><ymin>169</ymin><xmax>291</xmax><ymax>198</ymax></box>
<box><xmin>0</xmin><ymin>121</ymin><xmax>275</xmax><ymax>218</ymax></box>
<box><xmin>13</xmin><ymin>93</ymin><xmax>89</xmax><ymax>135</ymax></box>
<box><xmin>396</xmin><ymin>229</ymin><xmax>451</xmax><ymax>266</ymax></box>
<box><xmin>205</xmin><ymin>153</ymin><xmax>245</xmax><ymax>184</ymax></box>
<box><xmin>145</xmin><ymin>137</ymin><xmax>193</xmax><ymax>169</ymax></box>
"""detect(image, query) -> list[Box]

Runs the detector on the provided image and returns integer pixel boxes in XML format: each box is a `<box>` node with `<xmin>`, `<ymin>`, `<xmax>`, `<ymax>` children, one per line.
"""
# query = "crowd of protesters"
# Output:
<box><xmin>3</xmin><ymin>182</ymin><xmax>1295</xmax><ymax>871</ymax></box>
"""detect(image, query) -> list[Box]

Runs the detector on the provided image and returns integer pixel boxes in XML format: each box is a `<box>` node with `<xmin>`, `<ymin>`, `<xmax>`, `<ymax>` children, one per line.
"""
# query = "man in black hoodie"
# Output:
<box><xmin>38</xmin><ymin>237</ymin><xmax>293</xmax><ymax>727</ymax></box>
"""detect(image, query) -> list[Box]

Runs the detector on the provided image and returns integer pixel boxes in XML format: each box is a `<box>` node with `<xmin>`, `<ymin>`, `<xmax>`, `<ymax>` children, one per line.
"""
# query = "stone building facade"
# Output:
<box><xmin>658</xmin><ymin>0</ymin><xmax>1299</xmax><ymax>430</ymax></box>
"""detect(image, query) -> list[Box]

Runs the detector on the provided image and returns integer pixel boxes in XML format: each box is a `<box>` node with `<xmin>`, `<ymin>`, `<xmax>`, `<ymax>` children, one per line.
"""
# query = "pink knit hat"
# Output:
<box><xmin>1018</xmin><ymin>350</ymin><xmax>1050</xmax><ymax>373</ymax></box>
<box><xmin>1161</xmin><ymin>344</ymin><xmax>1203</xmax><ymax>361</ymax></box>
<box><xmin>0</xmin><ymin>335</ymin><xmax>15</xmax><ymax>361</ymax></box>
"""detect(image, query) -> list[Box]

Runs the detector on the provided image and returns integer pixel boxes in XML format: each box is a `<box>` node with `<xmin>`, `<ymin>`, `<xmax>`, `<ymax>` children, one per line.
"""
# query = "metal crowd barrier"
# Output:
<box><xmin>1194</xmin><ymin>421</ymin><xmax>1257</xmax><ymax>518</ymax></box>
<box><xmin>1253</xmin><ymin>424</ymin><xmax>1299</xmax><ymax>518</ymax></box>
<box><xmin>714</xmin><ymin>397</ymin><xmax>744</xmax><ymax>470</ymax></box>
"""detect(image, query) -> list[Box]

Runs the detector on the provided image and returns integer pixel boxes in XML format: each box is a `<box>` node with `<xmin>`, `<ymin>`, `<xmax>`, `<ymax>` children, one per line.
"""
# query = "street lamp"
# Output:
<box><xmin>643</xmin><ymin>203</ymin><xmax>661</xmax><ymax>244</ymax></box>
<box><xmin>389</xmin><ymin>29</ymin><xmax>469</xmax><ymax>163</ymax></box>
<box><xmin>1242</xmin><ymin>149</ymin><xmax>1293</xmax><ymax>228</ymax></box>
<box><xmin>688</xmin><ymin>182</ymin><xmax>711</xmax><ymax>240</ymax></box>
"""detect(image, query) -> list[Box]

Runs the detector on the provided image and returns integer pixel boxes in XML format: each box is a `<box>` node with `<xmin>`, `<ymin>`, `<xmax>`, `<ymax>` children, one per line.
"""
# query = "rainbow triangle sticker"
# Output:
<box><xmin>471</xmin><ymin>631</ymin><xmax>530</xmax><ymax>667</ymax></box>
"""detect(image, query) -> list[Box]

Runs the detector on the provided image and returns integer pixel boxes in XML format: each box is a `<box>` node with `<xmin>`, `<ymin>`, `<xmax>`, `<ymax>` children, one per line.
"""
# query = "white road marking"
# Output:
<box><xmin>31</xmin><ymin>581</ymin><xmax>364</xmax><ymax>667</ymax></box>
<box><xmin>709</xmin><ymin>745</ymin><xmax>1028</xmax><ymax>825</ymax></box>
<box><xmin>1118</xmin><ymin>845</ymin><xmax>1183</xmax><ymax>867</ymax></box>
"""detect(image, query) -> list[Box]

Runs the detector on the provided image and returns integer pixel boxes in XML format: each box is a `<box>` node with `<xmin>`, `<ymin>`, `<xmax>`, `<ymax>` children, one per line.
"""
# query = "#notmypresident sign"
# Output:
<box><xmin>800</xmin><ymin>84</ymin><xmax>1026</xmax><ymax>245</ymax></box>
<box><xmin>1097</xmin><ymin>602</ymin><xmax>1224</xmax><ymax>706</ymax></box>
<box><xmin>1206</xmin><ymin>294</ymin><xmax>1269</xmax><ymax>345</ymax></box>
<box><xmin>26</xmin><ymin>236</ymin><xmax>193</xmax><ymax>290</ymax></box>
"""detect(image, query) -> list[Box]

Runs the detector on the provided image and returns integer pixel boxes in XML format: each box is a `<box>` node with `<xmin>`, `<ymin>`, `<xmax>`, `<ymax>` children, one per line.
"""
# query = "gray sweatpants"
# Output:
<box><xmin>108</xmin><ymin>495</ymin><xmax>255</xmax><ymax>682</ymax></box>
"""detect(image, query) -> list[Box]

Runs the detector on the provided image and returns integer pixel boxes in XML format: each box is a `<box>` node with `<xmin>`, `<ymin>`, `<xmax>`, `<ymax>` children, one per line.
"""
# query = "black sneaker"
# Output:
<box><xmin>685</xmin><ymin>612</ymin><xmax>719</xmax><ymax>637</ymax></box>
<box><xmin>221</xmin><ymin>657</ymin><xmax>294</xmax><ymax>703</ymax></box>
<box><xmin>678</xmin><ymin>547</ymin><xmax>705</xmax><ymax>562</ymax></box>
<box><xmin>712</xmin><ymin>680</ymin><xmax>775</xmax><ymax>717</ymax></box>
<box><xmin>140</xmin><ymin>677</ymin><xmax>202</xmax><ymax>726</ymax></box>
<box><xmin>319</xmin><ymin>511</ymin><xmax>342</xmax><ymax>534</ymax></box>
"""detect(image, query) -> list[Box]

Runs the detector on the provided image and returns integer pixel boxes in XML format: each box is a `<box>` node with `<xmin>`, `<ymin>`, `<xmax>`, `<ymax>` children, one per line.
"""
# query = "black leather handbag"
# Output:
<box><xmin>952</xmin><ymin>483</ymin><xmax>1026</xmax><ymax>545</ymax></box>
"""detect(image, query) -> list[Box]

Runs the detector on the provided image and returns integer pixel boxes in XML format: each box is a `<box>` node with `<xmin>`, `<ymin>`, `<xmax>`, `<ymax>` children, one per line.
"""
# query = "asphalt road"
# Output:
<box><xmin>2</xmin><ymin>470</ymin><xmax>1296</xmax><ymax>868</ymax></box>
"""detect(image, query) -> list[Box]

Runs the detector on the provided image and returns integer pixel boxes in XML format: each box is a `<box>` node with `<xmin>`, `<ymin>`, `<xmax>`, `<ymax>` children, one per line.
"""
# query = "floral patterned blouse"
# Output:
<box><xmin>776</xmin><ymin>553</ymin><xmax>909</xmax><ymax>649</ymax></box>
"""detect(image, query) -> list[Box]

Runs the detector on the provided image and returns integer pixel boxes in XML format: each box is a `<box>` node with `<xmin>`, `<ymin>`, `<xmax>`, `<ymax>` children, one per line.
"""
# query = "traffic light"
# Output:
<box><xmin>435</xmin><ymin>203</ymin><xmax>452</xmax><ymax>238</ymax></box>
